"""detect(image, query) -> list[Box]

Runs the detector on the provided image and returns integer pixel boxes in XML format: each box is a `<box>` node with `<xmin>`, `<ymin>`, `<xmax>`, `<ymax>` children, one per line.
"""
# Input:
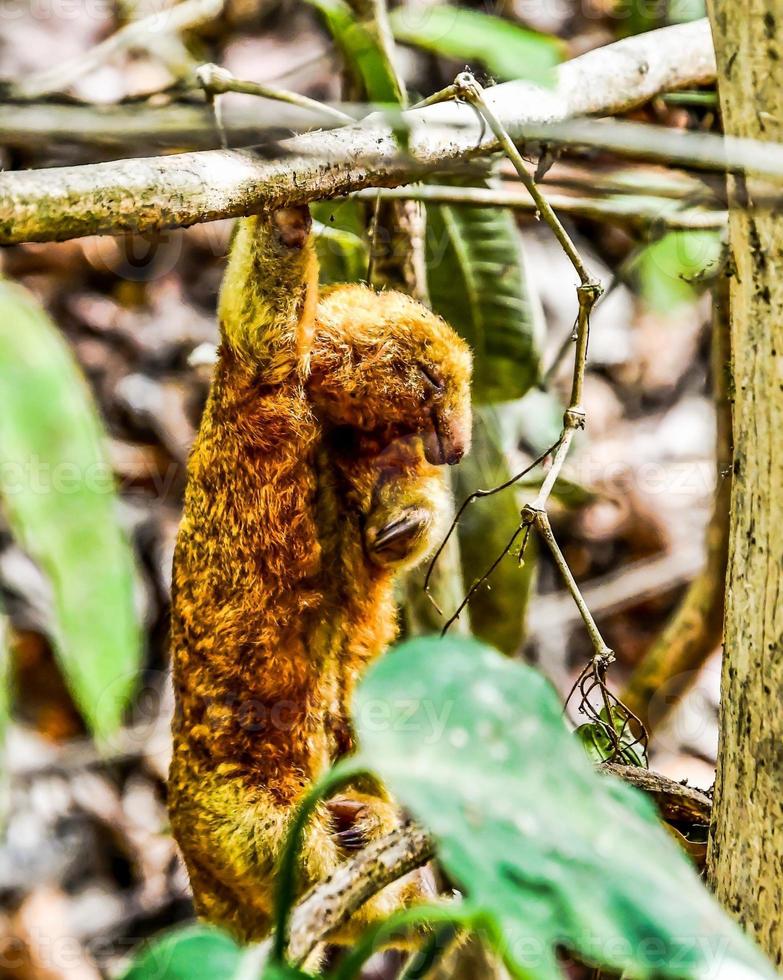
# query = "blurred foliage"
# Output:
<box><xmin>0</xmin><ymin>613</ymin><xmax>8</xmax><ymax>750</ymax></box>
<box><xmin>354</xmin><ymin>636</ymin><xmax>775</xmax><ymax>980</ymax></box>
<box><xmin>0</xmin><ymin>280</ymin><xmax>140</xmax><ymax>739</ymax></box>
<box><xmin>426</xmin><ymin>184</ymin><xmax>542</xmax><ymax>403</ymax></box>
<box><xmin>390</xmin><ymin>5</ymin><xmax>562</xmax><ymax>84</ymax></box>
<box><xmin>453</xmin><ymin>406</ymin><xmax>536</xmax><ymax>655</ymax></box>
<box><xmin>121</xmin><ymin>926</ymin><xmax>243</xmax><ymax>980</ymax></box>
<box><xmin>500</xmin><ymin>389</ymin><xmax>565</xmax><ymax>455</ymax></box>
<box><xmin>636</xmin><ymin>230</ymin><xmax>723</xmax><ymax>312</ymax></box>
<box><xmin>304</xmin><ymin>0</ymin><xmax>403</xmax><ymax>103</ymax></box>
<box><xmin>312</xmin><ymin>204</ymin><xmax>369</xmax><ymax>285</ymax></box>
<box><xmin>668</xmin><ymin>0</ymin><xmax>706</xmax><ymax>23</ymax></box>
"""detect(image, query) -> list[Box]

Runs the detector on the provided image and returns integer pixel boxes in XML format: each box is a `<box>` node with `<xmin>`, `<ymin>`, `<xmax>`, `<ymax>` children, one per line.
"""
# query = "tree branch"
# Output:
<box><xmin>254</xmin><ymin>763</ymin><xmax>709</xmax><ymax>967</ymax></box>
<box><xmin>0</xmin><ymin>19</ymin><xmax>715</xmax><ymax>244</ymax></box>
<box><xmin>286</xmin><ymin>822</ymin><xmax>435</xmax><ymax>965</ymax></box>
<box><xmin>357</xmin><ymin>185</ymin><xmax>727</xmax><ymax>230</ymax></box>
<box><xmin>601</xmin><ymin>763</ymin><xmax>712</xmax><ymax>824</ymax></box>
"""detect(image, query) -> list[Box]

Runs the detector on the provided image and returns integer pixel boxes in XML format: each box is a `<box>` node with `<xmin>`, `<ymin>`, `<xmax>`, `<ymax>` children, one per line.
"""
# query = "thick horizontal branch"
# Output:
<box><xmin>0</xmin><ymin>19</ymin><xmax>715</xmax><ymax>244</ymax></box>
<box><xmin>601</xmin><ymin>763</ymin><xmax>712</xmax><ymax>824</ymax></box>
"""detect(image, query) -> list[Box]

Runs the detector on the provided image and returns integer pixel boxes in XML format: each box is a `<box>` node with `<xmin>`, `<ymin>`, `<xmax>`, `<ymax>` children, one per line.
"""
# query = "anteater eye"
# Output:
<box><xmin>417</xmin><ymin>363</ymin><xmax>444</xmax><ymax>392</ymax></box>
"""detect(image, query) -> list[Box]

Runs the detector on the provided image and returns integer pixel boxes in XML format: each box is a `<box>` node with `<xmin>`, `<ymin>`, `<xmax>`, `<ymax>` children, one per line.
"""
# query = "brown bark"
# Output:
<box><xmin>706</xmin><ymin>0</ymin><xmax>783</xmax><ymax>963</ymax></box>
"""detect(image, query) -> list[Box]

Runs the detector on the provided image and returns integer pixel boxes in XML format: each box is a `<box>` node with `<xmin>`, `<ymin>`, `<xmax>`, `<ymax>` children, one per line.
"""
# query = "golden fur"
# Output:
<box><xmin>168</xmin><ymin>208</ymin><xmax>472</xmax><ymax>942</ymax></box>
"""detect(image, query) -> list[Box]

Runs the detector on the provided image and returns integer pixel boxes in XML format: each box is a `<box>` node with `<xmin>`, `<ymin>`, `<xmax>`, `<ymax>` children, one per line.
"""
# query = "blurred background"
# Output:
<box><xmin>0</xmin><ymin>0</ymin><xmax>724</xmax><ymax>975</ymax></box>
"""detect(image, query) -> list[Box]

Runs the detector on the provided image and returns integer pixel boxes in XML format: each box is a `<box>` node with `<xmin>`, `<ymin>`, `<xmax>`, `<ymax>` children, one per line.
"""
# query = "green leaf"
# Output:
<box><xmin>311</xmin><ymin>201</ymin><xmax>368</xmax><ymax>285</ymax></box>
<box><xmin>121</xmin><ymin>925</ymin><xmax>242</xmax><ymax>980</ymax></box>
<box><xmin>0</xmin><ymin>280</ymin><xmax>140</xmax><ymax>739</ymax></box>
<box><xmin>305</xmin><ymin>0</ymin><xmax>403</xmax><ymax>104</ymax></box>
<box><xmin>636</xmin><ymin>229</ymin><xmax>723</xmax><ymax>312</ymax></box>
<box><xmin>353</xmin><ymin>636</ymin><xmax>775</xmax><ymax>980</ymax></box>
<box><xmin>121</xmin><ymin>925</ymin><xmax>310</xmax><ymax>980</ymax></box>
<box><xmin>426</xmin><ymin>189</ymin><xmax>542</xmax><ymax>403</ymax></box>
<box><xmin>574</xmin><ymin>707</ymin><xmax>646</xmax><ymax>767</ymax></box>
<box><xmin>261</xmin><ymin>964</ymin><xmax>311</xmax><ymax>980</ymax></box>
<box><xmin>390</xmin><ymin>5</ymin><xmax>562</xmax><ymax>84</ymax></box>
<box><xmin>454</xmin><ymin>406</ymin><xmax>535</xmax><ymax>655</ymax></box>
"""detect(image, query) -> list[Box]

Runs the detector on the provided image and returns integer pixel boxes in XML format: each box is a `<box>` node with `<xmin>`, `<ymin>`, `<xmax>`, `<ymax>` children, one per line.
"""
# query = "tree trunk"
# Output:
<box><xmin>706</xmin><ymin>0</ymin><xmax>783</xmax><ymax>962</ymax></box>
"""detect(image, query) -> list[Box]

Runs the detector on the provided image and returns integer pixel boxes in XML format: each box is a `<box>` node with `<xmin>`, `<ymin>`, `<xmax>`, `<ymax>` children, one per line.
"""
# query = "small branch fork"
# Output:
<box><xmin>424</xmin><ymin>73</ymin><xmax>647</xmax><ymax>762</ymax></box>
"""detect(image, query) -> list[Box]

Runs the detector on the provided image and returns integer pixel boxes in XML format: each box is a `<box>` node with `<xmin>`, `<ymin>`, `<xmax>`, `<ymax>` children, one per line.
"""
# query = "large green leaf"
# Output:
<box><xmin>305</xmin><ymin>0</ymin><xmax>403</xmax><ymax>103</ymax></box>
<box><xmin>0</xmin><ymin>280</ymin><xmax>140</xmax><ymax>739</ymax></box>
<box><xmin>453</xmin><ymin>406</ymin><xmax>535</xmax><ymax>655</ymax></box>
<box><xmin>426</xmin><ymin>192</ymin><xmax>542</xmax><ymax>403</ymax></box>
<box><xmin>390</xmin><ymin>5</ymin><xmax>562</xmax><ymax>84</ymax></box>
<box><xmin>353</xmin><ymin>636</ymin><xmax>774</xmax><ymax>980</ymax></box>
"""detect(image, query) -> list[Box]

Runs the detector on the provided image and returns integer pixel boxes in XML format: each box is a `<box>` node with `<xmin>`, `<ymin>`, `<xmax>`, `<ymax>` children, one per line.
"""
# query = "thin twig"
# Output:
<box><xmin>354</xmin><ymin>185</ymin><xmax>727</xmax><ymax>230</ymax></box>
<box><xmin>410</xmin><ymin>83</ymin><xmax>459</xmax><ymax>110</ymax></box>
<box><xmin>453</xmin><ymin>72</ymin><xmax>594</xmax><ymax>286</ymax></box>
<box><xmin>196</xmin><ymin>63</ymin><xmax>354</xmax><ymax>127</ymax></box>
<box><xmin>527</xmin><ymin>282</ymin><xmax>601</xmax><ymax>513</ymax></box>
<box><xmin>533</xmin><ymin>511</ymin><xmax>613</xmax><ymax>661</ymax></box>
<box><xmin>440</xmin><ymin>523</ymin><xmax>527</xmax><ymax>635</ymax></box>
<box><xmin>287</xmin><ymin>823</ymin><xmax>435</xmax><ymax>965</ymax></box>
<box><xmin>600</xmin><ymin>764</ymin><xmax>712</xmax><ymax>823</ymax></box>
<box><xmin>423</xmin><ymin>441</ymin><xmax>561</xmax><ymax>613</ymax></box>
